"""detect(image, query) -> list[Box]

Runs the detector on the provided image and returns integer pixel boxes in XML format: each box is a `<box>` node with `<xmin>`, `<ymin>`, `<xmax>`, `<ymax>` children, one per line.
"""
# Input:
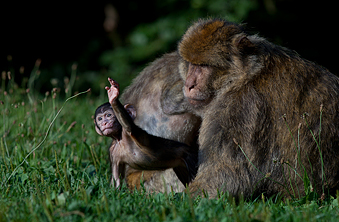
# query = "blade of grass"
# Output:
<box><xmin>233</xmin><ymin>138</ymin><xmax>295</xmax><ymax>200</ymax></box>
<box><xmin>303</xmin><ymin>112</ymin><xmax>327</xmax><ymax>195</ymax></box>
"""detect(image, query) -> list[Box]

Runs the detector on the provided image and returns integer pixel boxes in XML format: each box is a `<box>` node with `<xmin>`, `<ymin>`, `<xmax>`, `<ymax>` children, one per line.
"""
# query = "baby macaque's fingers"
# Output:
<box><xmin>108</xmin><ymin>77</ymin><xmax>119</xmax><ymax>90</ymax></box>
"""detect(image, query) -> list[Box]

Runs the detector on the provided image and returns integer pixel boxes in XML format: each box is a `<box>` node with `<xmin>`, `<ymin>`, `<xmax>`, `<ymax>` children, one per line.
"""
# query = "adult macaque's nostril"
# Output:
<box><xmin>185</xmin><ymin>76</ymin><xmax>197</xmax><ymax>92</ymax></box>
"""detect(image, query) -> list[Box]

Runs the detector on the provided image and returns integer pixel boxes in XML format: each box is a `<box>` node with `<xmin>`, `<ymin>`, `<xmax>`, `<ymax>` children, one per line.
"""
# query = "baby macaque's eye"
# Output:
<box><xmin>98</xmin><ymin>117</ymin><xmax>102</xmax><ymax>121</ymax></box>
<box><xmin>107</xmin><ymin>113</ymin><xmax>112</xmax><ymax>117</ymax></box>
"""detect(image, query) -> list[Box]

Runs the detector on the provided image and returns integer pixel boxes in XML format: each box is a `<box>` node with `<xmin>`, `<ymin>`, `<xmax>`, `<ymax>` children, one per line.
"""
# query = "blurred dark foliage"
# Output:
<box><xmin>1</xmin><ymin>0</ymin><xmax>337</xmax><ymax>96</ymax></box>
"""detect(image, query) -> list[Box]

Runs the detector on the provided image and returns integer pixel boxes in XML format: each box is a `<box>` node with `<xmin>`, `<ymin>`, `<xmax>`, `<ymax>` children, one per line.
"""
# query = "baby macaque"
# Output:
<box><xmin>94</xmin><ymin>77</ymin><xmax>197</xmax><ymax>188</ymax></box>
<box><xmin>94</xmin><ymin>102</ymin><xmax>136</xmax><ymax>187</ymax></box>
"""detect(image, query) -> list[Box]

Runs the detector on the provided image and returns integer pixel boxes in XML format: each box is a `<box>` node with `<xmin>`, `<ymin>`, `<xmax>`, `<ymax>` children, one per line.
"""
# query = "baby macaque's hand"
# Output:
<box><xmin>105</xmin><ymin>77</ymin><xmax>120</xmax><ymax>105</ymax></box>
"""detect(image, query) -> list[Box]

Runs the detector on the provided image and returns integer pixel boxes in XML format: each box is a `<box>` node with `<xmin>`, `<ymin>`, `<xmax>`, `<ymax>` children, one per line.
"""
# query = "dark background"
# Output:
<box><xmin>1</xmin><ymin>0</ymin><xmax>338</xmax><ymax>94</ymax></box>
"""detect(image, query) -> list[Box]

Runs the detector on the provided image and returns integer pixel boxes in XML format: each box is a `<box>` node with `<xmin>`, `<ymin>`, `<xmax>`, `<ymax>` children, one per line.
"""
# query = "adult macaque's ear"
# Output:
<box><xmin>95</xmin><ymin>125</ymin><xmax>104</xmax><ymax>136</ymax></box>
<box><xmin>236</xmin><ymin>35</ymin><xmax>256</xmax><ymax>54</ymax></box>
<box><xmin>161</xmin><ymin>79</ymin><xmax>187</xmax><ymax>115</ymax></box>
<box><xmin>124</xmin><ymin>104</ymin><xmax>136</xmax><ymax>120</ymax></box>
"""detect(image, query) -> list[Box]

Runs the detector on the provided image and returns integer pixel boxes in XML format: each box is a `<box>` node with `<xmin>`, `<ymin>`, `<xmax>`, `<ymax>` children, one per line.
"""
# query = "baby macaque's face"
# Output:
<box><xmin>95</xmin><ymin>108</ymin><xmax>121</xmax><ymax>138</ymax></box>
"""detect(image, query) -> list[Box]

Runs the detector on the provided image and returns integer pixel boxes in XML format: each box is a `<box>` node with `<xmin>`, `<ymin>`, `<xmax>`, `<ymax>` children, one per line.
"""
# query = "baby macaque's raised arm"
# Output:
<box><xmin>105</xmin><ymin>78</ymin><xmax>136</xmax><ymax>135</ymax></box>
<box><xmin>105</xmin><ymin>77</ymin><xmax>197</xmax><ymax>186</ymax></box>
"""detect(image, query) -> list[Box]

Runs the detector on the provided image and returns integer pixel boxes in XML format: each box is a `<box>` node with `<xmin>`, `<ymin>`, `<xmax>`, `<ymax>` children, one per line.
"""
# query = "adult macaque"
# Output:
<box><xmin>120</xmin><ymin>52</ymin><xmax>201</xmax><ymax>192</ymax></box>
<box><xmin>177</xmin><ymin>18</ymin><xmax>339</xmax><ymax>198</ymax></box>
<box><xmin>102</xmin><ymin>77</ymin><xmax>197</xmax><ymax>187</ymax></box>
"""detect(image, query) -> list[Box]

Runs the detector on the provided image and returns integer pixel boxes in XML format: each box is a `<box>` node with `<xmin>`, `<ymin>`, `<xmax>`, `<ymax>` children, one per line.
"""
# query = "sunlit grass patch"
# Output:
<box><xmin>1</xmin><ymin>63</ymin><xmax>339</xmax><ymax>221</ymax></box>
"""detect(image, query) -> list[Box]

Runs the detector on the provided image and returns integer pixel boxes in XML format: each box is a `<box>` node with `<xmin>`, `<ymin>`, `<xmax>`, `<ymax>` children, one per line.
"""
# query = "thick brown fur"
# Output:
<box><xmin>178</xmin><ymin>18</ymin><xmax>339</xmax><ymax>198</ymax></box>
<box><xmin>119</xmin><ymin>52</ymin><xmax>201</xmax><ymax>193</ymax></box>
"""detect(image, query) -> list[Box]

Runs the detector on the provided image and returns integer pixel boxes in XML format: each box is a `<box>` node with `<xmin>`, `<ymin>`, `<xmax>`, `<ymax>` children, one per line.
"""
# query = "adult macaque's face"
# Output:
<box><xmin>182</xmin><ymin>62</ymin><xmax>214</xmax><ymax>108</ymax></box>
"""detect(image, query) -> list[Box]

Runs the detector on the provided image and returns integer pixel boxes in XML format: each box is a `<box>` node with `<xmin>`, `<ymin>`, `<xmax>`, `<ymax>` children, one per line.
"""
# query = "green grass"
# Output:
<box><xmin>1</xmin><ymin>67</ymin><xmax>339</xmax><ymax>221</ymax></box>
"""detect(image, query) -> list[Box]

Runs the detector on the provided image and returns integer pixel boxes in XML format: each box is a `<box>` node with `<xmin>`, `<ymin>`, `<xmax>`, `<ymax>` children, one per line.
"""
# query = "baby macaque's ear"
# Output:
<box><xmin>95</xmin><ymin>125</ymin><xmax>104</xmax><ymax>136</ymax></box>
<box><xmin>94</xmin><ymin>119</ymin><xmax>104</xmax><ymax>136</ymax></box>
<box><xmin>124</xmin><ymin>104</ymin><xmax>136</xmax><ymax>120</ymax></box>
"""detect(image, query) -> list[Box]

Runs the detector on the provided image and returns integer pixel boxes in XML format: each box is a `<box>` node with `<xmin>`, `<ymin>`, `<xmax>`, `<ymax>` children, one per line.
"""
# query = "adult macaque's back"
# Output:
<box><xmin>120</xmin><ymin>52</ymin><xmax>201</xmax><ymax>192</ymax></box>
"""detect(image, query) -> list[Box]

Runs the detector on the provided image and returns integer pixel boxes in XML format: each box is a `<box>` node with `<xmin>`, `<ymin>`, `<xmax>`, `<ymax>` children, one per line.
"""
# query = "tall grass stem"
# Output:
<box><xmin>1</xmin><ymin>89</ymin><xmax>91</xmax><ymax>188</ymax></box>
